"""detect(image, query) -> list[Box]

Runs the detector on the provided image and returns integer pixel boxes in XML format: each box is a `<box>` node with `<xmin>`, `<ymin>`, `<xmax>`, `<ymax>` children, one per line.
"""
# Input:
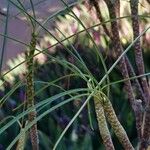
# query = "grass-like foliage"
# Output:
<box><xmin>0</xmin><ymin>0</ymin><xmax>150</xmax><ymax>149</ymax></box>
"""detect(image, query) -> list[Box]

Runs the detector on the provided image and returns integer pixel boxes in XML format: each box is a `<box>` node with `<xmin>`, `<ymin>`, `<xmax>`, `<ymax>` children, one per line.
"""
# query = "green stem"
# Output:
<box><xmin>26</xmin><ymin>32</ymin><xmax>39</xmax><ymax>150</ymax></box>
<box><xmin>16</xmin><ymin>127</ymin><xmax>26</xmax><ymax>150</ymax></box>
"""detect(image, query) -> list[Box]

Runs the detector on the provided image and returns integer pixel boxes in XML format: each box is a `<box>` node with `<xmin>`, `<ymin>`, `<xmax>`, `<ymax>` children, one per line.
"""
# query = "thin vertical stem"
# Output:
<box><xmin>130</xmin><ymin>0</ymin><xmax>150</xmax><ymax>101</ymax></box>
<box><xmin>103</xmin><ymin>0</ymin><xmax>135</xmax><ymax>105</ymax></box>
<box><xmin>26</xmin><ymin>33</ymin><xmax>39</xmax><ymax>150</ymax></box>
<box><xmin>91</xmin><ymin>0</ymin><xmax>145</xmax><ymax>105</ymax></box>
<box><xmin>130</xmin><ymin>1</ymin><xmax>150</xmax><ymax>149</ymax></box>
<box><xmin>16</xmin><ymin>128</ymin><xmax>26</xmax><ymax>150</ymax></box>
<box><xmin>89</xmin><ymin>0</ymin><xmax>112</xmax><ymax>39</ymax></box>
<box><xmin>125</xmin><ymin>56</ymin><xmax>146</xmax><ymax>104</ymax></box>
<box><xmin>0</xmin><ymin>2</ymin><xmax>10</xmax><ymax>74</ymax></box>
<box><xmin>103</xmin><ymin>0</ymin><xmax>143</xmax><ymax>143</ymax></box>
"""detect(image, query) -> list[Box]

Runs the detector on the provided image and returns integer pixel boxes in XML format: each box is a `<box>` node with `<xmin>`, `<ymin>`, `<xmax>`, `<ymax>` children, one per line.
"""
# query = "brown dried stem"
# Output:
<box><xmin>91</xmin><ymin>0</ymin><xmax>145</xmax><ymax>106</ymax></box>
<box><xmin>103</xmin><ymin>0</ymin><xmax>144</xmax><ymax>143</ymax></box>
<box><xmin>103</xmin><ymin>0</ymin><xmax>135</xmax><ymax>105</ymax></box>
<box><xmin>89</xmin><ymin>0</ymin><xmax>112</xmax><ymax>38</ymax></box>
<box><xmin>130</xmin><ymin>1</ymin><xmax>150</xmax><ymax>149</ymax></box>
<box><xmin>130</xmin><ymin>0</ymin><xmax>150</xmax><ymax>101</ymax></box>
<box><xmin>125</xmin><ymin>56</ymin><xmax>146</xmax><ymax>104</ymax></box>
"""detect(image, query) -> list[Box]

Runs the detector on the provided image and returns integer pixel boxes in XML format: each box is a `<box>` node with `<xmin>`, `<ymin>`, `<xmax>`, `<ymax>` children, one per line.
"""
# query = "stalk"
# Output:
<box><xmin>103</xmin><ymin>0</ymin><xmax>134</xmax><ymax>104</ymax></box>
<box><xmin>91</xmin><ymin>0</ymin><xmax>145</xmax><ymax>105</ymax></box>
<box><xmin>130</xmin><ymin>1</ymin><xmax>150</xmax><ymax>149</ymax></box>
<box><xmin>125</xmin><ymin>56</ymin><xmax>146</xmax><ymax>104</ymax></box>
<box><xmin>26</xmin><ymin>32</ymin><xmax>39</xmax><ymax>150</ymax></box>
<box><xmin>115</xmin><ymin>0</ymin><xmax>120</xmax><ymax>18</ymax></box>
<box><xmin>94</xmin><ymin>92</ymin><xmax>115</xmax><ymax>150</ymax></box>
<box><xmin>130</xmin><ymin>0</ymin><xmax>150</xmax><ymax>101</ymax></box>
<box><xmin>16</xmin><ymin>128</ymin><xmax>26</xmax><ymax>150</ymax></box>
<box><xmin>103</xmin><ymin>0</ymin><xmax>143</xmax><ymax>143</ymax></box>
<box><xmin>89</xmin><ymin>0</ymin><xmax>112</xmax><ymax>38</ymax></box>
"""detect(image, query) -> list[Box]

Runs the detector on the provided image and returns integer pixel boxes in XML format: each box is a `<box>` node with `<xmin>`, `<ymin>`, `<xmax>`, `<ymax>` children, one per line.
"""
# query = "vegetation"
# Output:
<box><xmin>0</xmin><ymin>0</ymin><xmax>150</xmax><ymax>149</ymax></box>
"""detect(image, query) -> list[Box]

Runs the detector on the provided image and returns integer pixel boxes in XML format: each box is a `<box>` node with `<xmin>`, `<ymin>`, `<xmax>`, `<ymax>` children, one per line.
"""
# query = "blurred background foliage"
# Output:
<box><xmin>0</xmin><ymin>0</ymin><xmax>150</xmax><ymax>149</ymax></box>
